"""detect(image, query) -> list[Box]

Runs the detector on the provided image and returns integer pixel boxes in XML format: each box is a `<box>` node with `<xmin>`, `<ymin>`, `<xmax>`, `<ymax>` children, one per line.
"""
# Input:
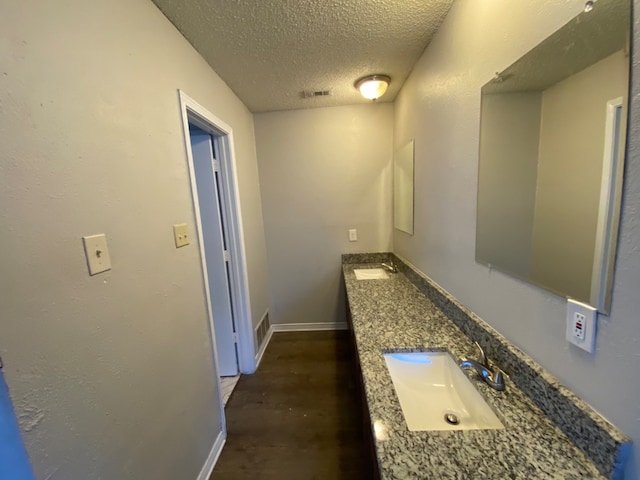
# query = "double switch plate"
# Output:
<box><xmin>82</xmin><ymin>224</ymin><xmax>190</xmax><ymax>277</ymax></box>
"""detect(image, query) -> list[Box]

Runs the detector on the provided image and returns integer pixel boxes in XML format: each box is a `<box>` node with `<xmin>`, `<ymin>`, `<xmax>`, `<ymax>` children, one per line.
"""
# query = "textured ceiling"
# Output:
<box><xmin>151</xmin><ymin>0</ymin><xmax>454</xmax><ymax>112</ymax></box>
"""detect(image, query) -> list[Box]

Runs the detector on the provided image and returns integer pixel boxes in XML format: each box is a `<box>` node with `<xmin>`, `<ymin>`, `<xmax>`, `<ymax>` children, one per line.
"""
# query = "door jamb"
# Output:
<box><xmin>177</xmin><ymin>90</ymin><xmax>257</xmax><ymax>383</ymax></box>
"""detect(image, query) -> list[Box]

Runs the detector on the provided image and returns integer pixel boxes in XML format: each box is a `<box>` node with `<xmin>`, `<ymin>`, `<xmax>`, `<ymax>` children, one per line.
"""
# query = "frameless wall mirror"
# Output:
<box><xmin>476</xmin><ymin>0</ymin><xmax>630</xmax><ymax>313</ymax></box>
<box><xmin>394</xmin><ymin>140</ymin><xmax>415</xmax><ymax>235</ymax></box>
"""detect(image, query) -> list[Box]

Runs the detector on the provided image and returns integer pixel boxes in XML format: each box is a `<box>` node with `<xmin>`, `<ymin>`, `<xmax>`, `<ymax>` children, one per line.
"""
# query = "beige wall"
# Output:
<box><xmin>394</xmin><ymin>0</ymin><xmax>640</xmax><ymax>477</ymax></box>
<box><xmin>255</xmin><ymin>104</ymin><xmax>393</xmax><ymax>326</ymax></box>
<box><xmin>0</xmin><ymin>0</ymin><xmax>270</xmax><ymax>478</ymax></box>
<box><xmin>531</xmin><ymin>50</ymin><xmax>629</xmax><ymax>302</ymax></box>
<box><xmin>477</xmin><ymin>92</ymin><xmax>542</xmax><ymax>278</ymax></box>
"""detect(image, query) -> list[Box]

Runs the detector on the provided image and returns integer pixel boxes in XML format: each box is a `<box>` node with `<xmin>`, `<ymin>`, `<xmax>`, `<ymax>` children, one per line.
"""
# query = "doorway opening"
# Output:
<box><xmin>178</xmin><ymin>91</ymin><xmax>256</xmax><ymax>414</ymax></box>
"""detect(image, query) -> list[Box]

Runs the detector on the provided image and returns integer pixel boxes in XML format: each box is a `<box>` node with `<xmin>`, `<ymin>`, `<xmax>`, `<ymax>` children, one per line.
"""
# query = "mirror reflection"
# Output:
<box><xmin>476</xmin><ymin>0</ymin><xmax>630</xmax><ymax>312</ymax></box>
<box><xmin>394</xmin><ymin>140</ymin><xmax>415</xmax><ymax>235</ymax></box>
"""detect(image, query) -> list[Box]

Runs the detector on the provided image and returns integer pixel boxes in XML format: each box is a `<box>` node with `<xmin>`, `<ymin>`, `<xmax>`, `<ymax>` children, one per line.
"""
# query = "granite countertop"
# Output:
<box><xmin>343</xmin><ymin>261</ymin><xmax>609</xmax><ymax>480</ymax></box>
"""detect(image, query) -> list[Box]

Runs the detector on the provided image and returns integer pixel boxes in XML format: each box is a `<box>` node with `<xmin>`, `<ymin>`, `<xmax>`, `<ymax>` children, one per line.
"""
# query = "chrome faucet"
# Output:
<box><xmin>381</xmin><ymin>260</ymin><xmax>397</xmax><ymax>273</ymax></box>
<box><xmin>459</xmin><ymin>342</ymin><xmax>506</xmax><ymax>391</ymax></box>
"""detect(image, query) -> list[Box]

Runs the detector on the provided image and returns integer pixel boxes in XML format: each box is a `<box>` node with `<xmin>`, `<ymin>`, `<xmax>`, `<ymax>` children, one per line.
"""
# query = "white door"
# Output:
<box><xmin>190</xmin><ymin>128</ymin><xmax>238</xmax><ymax>376</ymax></box>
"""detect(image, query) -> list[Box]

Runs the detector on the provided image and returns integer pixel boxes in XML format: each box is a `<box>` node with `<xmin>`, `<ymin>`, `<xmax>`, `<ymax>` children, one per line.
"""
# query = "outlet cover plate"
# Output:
<box><xmin>173</xmin><ymin>223</ymin><xmax>190</xmax><ymax>248</ymax></box>
<box><xmin>566</xmin><ymin>299</ymin><xmax>597</xmax><ymax>353</ymax></box>
<box><xmin>82</xmin><ymin>234</ymin><xmax>111</xmax><ymax>275</ymax></box>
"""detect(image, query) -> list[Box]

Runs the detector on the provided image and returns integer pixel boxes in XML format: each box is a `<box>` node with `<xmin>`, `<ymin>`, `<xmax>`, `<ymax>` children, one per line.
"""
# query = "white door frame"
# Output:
<box><xmin>178</xmin><ymin>90</ymin><xmax>256</xmax><ymax>379</ymax></box>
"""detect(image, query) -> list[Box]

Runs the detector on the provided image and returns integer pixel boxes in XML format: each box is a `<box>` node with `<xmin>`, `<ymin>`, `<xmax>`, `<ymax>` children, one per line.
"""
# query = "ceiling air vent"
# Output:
<box><xmin>301</xmin><ymin>90</ymin><xmax>332</xmax><ymax>98</ymax></box>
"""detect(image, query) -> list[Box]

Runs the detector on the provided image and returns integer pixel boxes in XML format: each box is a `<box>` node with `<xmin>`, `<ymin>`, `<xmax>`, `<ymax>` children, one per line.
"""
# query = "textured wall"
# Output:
<box><xmin>394</xmin><ymin>0</ymin><xmax>640</xmax><ymax>477</ymax></box>
<box><xmin>255</xmin><ymin>104</ymin><xmax>394</xmax><ymax>326</ymax></box>
<box><xmin>0</xmin><ymin>0</ymin><xmax>270</xmax><ymax>478</ymax></box>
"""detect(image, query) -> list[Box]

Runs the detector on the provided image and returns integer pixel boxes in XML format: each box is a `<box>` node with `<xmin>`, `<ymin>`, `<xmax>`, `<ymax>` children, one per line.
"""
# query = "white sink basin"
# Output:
<box><xmin>383</xmin><ymin>351</ymin><xmax>504</xmax><ymax>431</ymax></box>
<box><xmin>354</xmin><ymin>268</ymin><xmax>389</xmax><ymax>280</ymax></box>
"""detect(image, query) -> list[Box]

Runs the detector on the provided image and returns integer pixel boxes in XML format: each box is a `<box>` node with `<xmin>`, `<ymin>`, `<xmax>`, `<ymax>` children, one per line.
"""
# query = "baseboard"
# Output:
<box><xmin>254</xmin><ymin>326</ymin><xmax>274</xmax><ymax>368</ymax></box>
<box><xmin>196</xmin><ymin>430</ymin><xmax>226</xmax><ymax>480</ymax></box>
<box><xmin>271</xmin><ymin>322</ymin><xmax>348</xmax><ymax>332</ymax></box>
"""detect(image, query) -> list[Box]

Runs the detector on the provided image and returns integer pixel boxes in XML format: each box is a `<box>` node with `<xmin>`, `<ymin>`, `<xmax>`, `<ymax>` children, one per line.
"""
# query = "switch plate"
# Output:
<box><xmin>348</xmin><ymin>229</ymin><xmax>357</xmax><ymax>242</ymax></box>
<box><xmin>173</xmin><ymin>223</ymin><xmax>190</xmax><ymax>248</ymax></box>
<box><xmin>82</xmin><ymin>234</ymin><xmax>112</xmax><ymax>275</ymax></box>
<box><xmin>566</xmin><ymin>299</ymin><xmax>597</xmax><ymax>353</ymax></box>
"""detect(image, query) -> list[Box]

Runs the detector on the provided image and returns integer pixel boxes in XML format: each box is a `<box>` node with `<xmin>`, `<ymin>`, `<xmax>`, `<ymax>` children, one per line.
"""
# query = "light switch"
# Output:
<box><xmin>173</xmin><ymin>223</ymin><xmax>190</xmax><ymax>248</ymax></box>
<box><xmin>82</xmin><ymin>234</ymin><xmax>112</xmax><ymax>275</ymax></box>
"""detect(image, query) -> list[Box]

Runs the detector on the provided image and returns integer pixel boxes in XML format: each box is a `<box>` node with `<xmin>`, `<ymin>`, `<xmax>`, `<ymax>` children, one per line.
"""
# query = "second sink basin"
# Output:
<box><xmin>383</xmin><ymin>351</ymin><xmax>504</xmax><ymax>431</ymax></box>
<box><xmin>354</xmin><ymin>268</ymin><xmax>389</xmax><ymax>280</ymax></box>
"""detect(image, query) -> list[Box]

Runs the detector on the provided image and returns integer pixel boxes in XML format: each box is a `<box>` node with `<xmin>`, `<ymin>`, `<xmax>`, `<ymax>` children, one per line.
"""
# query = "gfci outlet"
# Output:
<box><xmin>566</xmin><ymin>299</ymin><xmax>597</xmax><ymax>353</ymax></box>
<box><xmin>573</xmin><ymin>312</ymin><xmax>586</xmax><ymax>340</ymax></box>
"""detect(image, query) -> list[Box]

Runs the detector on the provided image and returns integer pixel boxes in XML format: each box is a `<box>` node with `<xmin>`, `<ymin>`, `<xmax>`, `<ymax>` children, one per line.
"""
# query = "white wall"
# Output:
<box><xmin>394</xmin><ymin>1</ymin><xmax>640</xmax><ymax>478</ymax></box>
<box><xmin>531</xmin><ymin>50</ymin><xmax>629</xmax><ymax>301</ymax></box>
<box><xmin>0</xmin><ymin>0</ymin><xmax>270</xmax><ymax>478</ymax></box>
<box><xmin>255</xmin><ymin>104</ymin><xmax>394</xmax><ymax>326</ymax></box>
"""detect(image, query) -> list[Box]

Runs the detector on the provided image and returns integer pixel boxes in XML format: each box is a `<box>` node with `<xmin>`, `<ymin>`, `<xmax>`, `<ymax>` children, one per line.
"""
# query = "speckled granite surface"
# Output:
<box><xmin>342</xmin><ymin>252</ymin><xmax>392</xmax><ymax>264</ymax></box>
<box><xmin>343</xmin><ymin>258</ymin><xmax>631</xmax><ymax>480</ymax></box>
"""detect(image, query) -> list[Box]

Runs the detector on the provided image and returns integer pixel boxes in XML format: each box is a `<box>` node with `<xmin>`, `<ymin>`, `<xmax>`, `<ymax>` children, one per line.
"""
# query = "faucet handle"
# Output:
<box><xmin>474</xmin><ymin>341</ymin><xmax>488</xmax><ymax>367</ymax></box>
<box><xmin>381</xmin><ymin>261</ymin><xmax>397</xmax><ymax>273</ymax></box>
<box><xmin>492</xmin><ymin>368</ymin><xmax>506</xmax><ymax>391</ymax></box>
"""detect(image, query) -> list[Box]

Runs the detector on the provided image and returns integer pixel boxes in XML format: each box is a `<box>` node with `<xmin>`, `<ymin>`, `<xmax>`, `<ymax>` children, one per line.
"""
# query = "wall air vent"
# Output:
<box><xmin>301</xmin><ymin>90</ymin><xmax>332</xmax><ymax>98</ymax></box>
<box><xmin>256</xmin><ymin>311</ymin><xmax>270</xmax><ymax>347</ymax></box>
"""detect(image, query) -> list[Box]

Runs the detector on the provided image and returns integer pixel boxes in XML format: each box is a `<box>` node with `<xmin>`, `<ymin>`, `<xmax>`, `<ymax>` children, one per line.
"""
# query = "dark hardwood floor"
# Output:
<box><xmin>210</xmin><ymin>330</ymin><xmax>372</xmax><ymax>480</ymax></box>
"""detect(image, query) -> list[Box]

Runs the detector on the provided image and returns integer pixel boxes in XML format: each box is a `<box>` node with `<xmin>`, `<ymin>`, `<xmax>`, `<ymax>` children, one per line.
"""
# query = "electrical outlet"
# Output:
<box><xmin>173</xmin><ymin>223</ymin><xmax>190</xmax><ymax>248</ymax></box>
<box><xmin>348</xmin><ymin>229</ymin><xmax>357</xmax><ymax>242</ymax></box>
<box><xmin>566</xmin><ymin>299</ymin><xmax>597</xmax><ymax>353</ymax></box>
<box><xmin>573</xmin><ymin>312</ymin><xmax>586</xmax><ymax>340</ymax></box>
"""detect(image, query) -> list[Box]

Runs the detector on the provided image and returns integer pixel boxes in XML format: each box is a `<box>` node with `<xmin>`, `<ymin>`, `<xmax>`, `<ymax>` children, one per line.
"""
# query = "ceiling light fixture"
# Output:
<box><xmin>355</xmin><ymin>75</ymin><xmax>391</xmax><ymax>101</ymax></box>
